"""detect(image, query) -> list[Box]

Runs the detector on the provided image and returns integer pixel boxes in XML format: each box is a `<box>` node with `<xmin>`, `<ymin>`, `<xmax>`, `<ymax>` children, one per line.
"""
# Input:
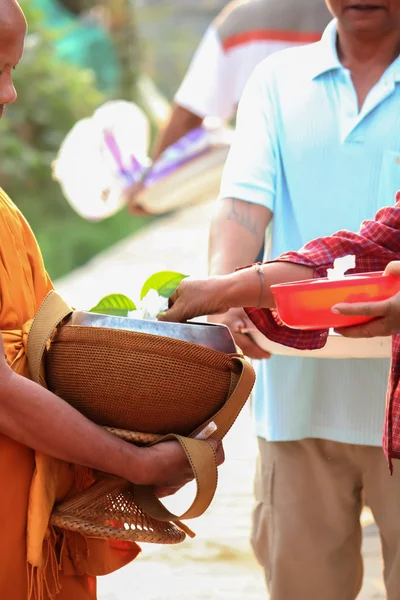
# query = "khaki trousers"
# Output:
<box><xmin>251</xmin><ymin>438</ymin><xmax>400</xmax><ymax>600</ymax></box>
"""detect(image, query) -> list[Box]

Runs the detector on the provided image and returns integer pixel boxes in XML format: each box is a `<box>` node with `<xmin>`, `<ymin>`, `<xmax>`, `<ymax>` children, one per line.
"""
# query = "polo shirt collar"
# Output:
<box><xmin>310</xmin><ymin>19</ymin><xmax>400</xmax><ymax>83</ymax></box>
<box><xmin>391</xmin><ymin>55</ymin><xmax>400</xmax><ymax>83</ymax></box>
<box><xmin>309</xmin><ymin>19</ymin><xmax>342</xmax><ymax>81</ymax></box>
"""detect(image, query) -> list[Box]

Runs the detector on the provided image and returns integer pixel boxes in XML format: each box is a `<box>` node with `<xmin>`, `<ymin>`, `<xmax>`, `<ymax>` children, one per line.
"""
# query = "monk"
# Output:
<box><xmin>0</xmin><ymin>2</ymin><xmax>223</xmax><ymax>599</ymax></box>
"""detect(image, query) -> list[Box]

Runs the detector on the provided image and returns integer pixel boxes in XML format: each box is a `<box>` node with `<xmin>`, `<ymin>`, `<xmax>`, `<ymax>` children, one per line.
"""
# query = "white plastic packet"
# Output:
<box><xmin>128</xmin><ymin>290</ymin><xmax>169</xmax><ymax>321</ymax></box>
<box><xmin>327</xmin><ymin>255</ymin><xmax>356</xmax><ymax>281</ymax></box>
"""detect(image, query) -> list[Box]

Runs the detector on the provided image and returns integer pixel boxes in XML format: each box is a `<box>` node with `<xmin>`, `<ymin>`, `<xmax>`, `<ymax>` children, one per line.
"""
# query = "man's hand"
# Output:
<box><xmin>135</xmin><ymin>438</ymin><xmax>225</xmax><ymax>498</ymax></box>
<box><xmin>332</xmin><ymin>261</ymin><xmax>400</xmax><ymax>338</ymax></box>
<box><xmin>209</xmin><ymin>308</ymin><xmax>271</xmax><ymax>360</ymax></box>
<box><xmin>124</xmin><ymin>179</ymin><xmax>152</xmax><ymax>216</ymax></box>
<box><xmin>159</xmin><ymin>276</ymin><xmax>232</xmax><ymax>322</ymax></box>
<box><xmin>125</xmin><ymin>104</ymin><xmax>204</xmax><ymax>216</ymax></box>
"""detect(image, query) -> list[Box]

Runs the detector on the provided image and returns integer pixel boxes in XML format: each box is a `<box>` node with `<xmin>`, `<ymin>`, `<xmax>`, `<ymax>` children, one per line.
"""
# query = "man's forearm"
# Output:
<box><xmin>208</xmin><ymin>198</ymin><xmax>273</xmax><ymax>275</ymax></box>
<box><xmin>152</xmin><ymin>104</ymin><xmax>204</xmax><ymax>161</ymax></box>
<box><xmin>222</xmin><ymin>261</ymin><xmax>315</xmax><ymax>309</ymax></box>
<box><xmin>0</xmin><ymin>368</ymin><xmax>147</xmax><ymax>485</ymax></box>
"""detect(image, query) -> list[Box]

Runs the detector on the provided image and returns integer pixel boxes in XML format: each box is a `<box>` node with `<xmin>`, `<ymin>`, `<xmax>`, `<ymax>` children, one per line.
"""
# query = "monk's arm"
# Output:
<box><xmin>0</xmin><ymin>336</ymin><xmax>199</xmax><ymax>489</ymax></box>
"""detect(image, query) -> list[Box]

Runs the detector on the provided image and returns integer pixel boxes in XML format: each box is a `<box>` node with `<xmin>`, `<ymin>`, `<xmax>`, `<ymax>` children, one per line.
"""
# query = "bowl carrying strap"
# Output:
<box><xmin>27</xmin><ymin>290</ymin><xmax>255</xmax><ymax>522</ymax></box>
<box><xmin>27</xmin><ymin>290</ymin><xmax>73</xmax><ymax>385</ymax></box>
<box><xmin>132</xmin><ymin>354</ymin><xmax>254</xmax><ymax>522</ymax></box>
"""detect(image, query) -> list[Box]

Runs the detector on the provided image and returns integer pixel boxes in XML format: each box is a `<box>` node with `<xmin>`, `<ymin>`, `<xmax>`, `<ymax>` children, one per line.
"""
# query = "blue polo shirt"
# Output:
<box><xmin>219</xmin><ymin>20</ymin><xmax>400</xmax><ymax>445</ymax></box>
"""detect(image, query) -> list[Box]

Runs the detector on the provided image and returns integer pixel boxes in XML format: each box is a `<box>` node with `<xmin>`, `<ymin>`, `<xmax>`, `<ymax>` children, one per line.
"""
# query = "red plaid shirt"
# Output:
<box><xmin>246</xmin><ymin>198</ymin><xmax>400</xmax><ymax>469</ymax></box>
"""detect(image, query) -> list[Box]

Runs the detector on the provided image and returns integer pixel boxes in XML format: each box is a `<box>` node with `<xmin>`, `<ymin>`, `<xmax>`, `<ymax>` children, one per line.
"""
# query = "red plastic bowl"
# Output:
<box><xmin>271</xmin><ymin>272</ymin><xmax>400</xmax><ymax>330</ymax></box>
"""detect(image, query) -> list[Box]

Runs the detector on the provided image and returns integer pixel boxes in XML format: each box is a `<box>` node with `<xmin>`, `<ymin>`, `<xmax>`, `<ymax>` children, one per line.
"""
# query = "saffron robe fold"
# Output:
<box><xmin>0</xmin><ymin>188</ymin><xmax>140</xmax><ymax>600</ymax></box>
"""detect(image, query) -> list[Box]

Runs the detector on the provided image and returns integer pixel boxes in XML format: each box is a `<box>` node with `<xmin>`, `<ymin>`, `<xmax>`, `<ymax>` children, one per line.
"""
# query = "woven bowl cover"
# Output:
<box><xmin>50</xmin><ymin>478</ymin><xmax>185</xmax><ymax>544</ymax></box>
<box><xmin>45</xmin><ymin>324</ymin><xmax>243</xmax><ymax>546</ymax></box>
<box><xmin>46</xmin><ymin>326</ymin><xmax>240</xmax><ymax>434</ymax></box>
<box><xmin>51</xmin><ymin>429</ymin><xmax>188</xmax><ymax>545</ymax></box>
<box><xmin>103</xmin><ymin>428</ymin><xmax>162</xmax><ymax>444</ymax></box>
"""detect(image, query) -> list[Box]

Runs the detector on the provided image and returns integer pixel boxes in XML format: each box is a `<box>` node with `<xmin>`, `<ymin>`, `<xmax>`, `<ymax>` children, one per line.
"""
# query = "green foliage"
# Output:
<box><xmin>140</xmin><ymin>271</ymin><xmax>188</xmax><ymax>300</ymax></box>
<box><xmin>90</xmin><ymin>293</ymin><xmax>137</xmax><ymax>316</ymax></box>
<box><xmin>89</xmin><ymin>270</ymin><xmax>188</xmax><ymax>317</ymax></box>
<box><xmin>0</xmin><ymin>0</ymin><xmax>148</xmax><ymax>280</ymax></box>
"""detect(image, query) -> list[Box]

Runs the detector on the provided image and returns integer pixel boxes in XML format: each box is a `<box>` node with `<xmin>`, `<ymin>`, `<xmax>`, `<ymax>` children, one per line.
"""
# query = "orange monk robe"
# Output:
<box><xmin>0</xmin><ymin>188</ymin><xmax>140</xmax><ymax>600</ymax></box>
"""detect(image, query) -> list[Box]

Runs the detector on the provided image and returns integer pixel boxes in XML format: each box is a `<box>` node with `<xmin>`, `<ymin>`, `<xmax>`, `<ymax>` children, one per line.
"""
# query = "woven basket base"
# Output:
<box><xmin>103</xmin><ymin>428</ymin><xmax>162</xmax><ymax>445</ymax></box>
<box><xmin>50</xmin><ymin>513</ymin><xmax>185</xmax><ymax>544</ymax></box>
<box><xmin>50</xmin><ymin>478</ymin><xmax>185</xmax><ymax>544</ymax></box>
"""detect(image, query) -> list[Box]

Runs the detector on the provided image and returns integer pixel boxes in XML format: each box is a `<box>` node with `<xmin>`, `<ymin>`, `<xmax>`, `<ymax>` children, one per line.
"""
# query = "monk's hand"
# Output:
<box><xmin>332</xmin><ymin>261</ymin><xmax>400</xmax><ymax>338</ymax></box>
<box><xmin>158</xmin><ymin>276</ymin><xmax>231</xmax><ymax>323</ymax></box>
<box><xmin>136</xmin><ymin>438</ymin><xmax>225</xmax><ymax>498</ymax></box>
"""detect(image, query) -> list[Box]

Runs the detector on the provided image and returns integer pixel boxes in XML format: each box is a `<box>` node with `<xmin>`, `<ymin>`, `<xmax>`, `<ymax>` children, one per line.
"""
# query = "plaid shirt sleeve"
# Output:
<box><xmin>246</xmin><ymin>200</ymin><xmax>400</xmax><ymax>347</ymax></box>
<box><xmin>245</xmin><ymin>196</ymin><xmax>400</xmax><ymax>467</ymax></box>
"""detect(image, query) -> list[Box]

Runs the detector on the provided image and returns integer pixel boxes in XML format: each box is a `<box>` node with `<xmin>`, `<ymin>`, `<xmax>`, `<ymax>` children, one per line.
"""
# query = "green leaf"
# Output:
<box><xmin>89</xmin><ymin>294</ymin><xmax>136</xmax><ymax>317</ymax></box>
<box><xmin>140</xmin><ymin>271</ymin><xmax>189</xmax><ymax>300</ymax></box>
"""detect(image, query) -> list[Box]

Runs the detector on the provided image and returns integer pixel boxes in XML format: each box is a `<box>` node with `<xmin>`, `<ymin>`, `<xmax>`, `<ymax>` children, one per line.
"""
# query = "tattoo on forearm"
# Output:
<box><xmin>226</xmin><ymin>199</ymin><xmax>259</xmax><ymax>235</ymax></box>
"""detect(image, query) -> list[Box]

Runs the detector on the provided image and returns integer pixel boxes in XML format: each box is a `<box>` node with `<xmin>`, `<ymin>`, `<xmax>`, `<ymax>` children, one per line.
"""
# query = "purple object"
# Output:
<box><xmin>103</xmin><ymin>126</ymin><xmax>209</xmax><ymax>189</ymax></box>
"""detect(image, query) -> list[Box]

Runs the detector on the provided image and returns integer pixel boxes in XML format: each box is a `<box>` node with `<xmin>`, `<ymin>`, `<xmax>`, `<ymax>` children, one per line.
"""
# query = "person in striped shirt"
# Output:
<box><xmin>127</xmin><ymin>0</ymin><xmax>330</xmax><ymax>211</ymax></box>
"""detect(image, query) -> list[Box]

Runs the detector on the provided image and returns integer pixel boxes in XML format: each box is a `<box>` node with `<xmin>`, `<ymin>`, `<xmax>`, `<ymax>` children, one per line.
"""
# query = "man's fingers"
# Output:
<box><xmin>332</xmin><ymin>300</ymin><xmax>390</xmax><ymax>318</ymax></box>
<box><xmin>231</xmin><ymin>316</ymin><xmax>247</xmax><ymax>332</ymax></box>
<box><xmin>334</xmin><ymin>317</ymin><xmax>387</xmax><ymax>338</ymax></box>
<box><xmin>159</xmin><ymin>293</ymin><xmax>186</xmax><ymax>322</ymax></box>
<box><xmin>128</xmin><ymin>203</ymin><xmax>150</xmax><ymax>216</ymax></box>
<box><xmin>233</xmin><ymin>331</ymin><xmax>272</xmax><ymax>359</ymax></box>
<box><xmin>169</xmin><ymin>289</ymin><xmax>180</xmax><ymax>305</ymax></box>
<box><xmin>384</xmin><ymin>261</ymin><xmax>400</xmax><ymax>277</ymax></box>
<box><xmin>158</xmin><ymin>304</ymin><xmax>186</xmax><ymax>323</ymax></box>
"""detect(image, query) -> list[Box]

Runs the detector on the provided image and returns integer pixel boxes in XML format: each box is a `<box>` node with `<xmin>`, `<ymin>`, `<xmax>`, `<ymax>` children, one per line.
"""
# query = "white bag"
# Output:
<box><xmin>53</xmin><ymin>101</ymin><xmax>150</xmax><ymax>222</ymax></box>
<box><xmin>53</xmin><ymin>100</ymin><xmax>232</xmax><ymax>221</ymax></box>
